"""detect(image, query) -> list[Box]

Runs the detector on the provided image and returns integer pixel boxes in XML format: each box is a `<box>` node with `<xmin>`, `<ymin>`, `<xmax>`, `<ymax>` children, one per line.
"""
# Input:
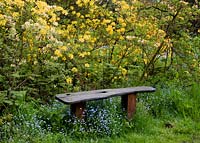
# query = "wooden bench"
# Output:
<box><xmin>55</xmin><ymin>86</ymin><xmax>156</xmax><ymax>120</ymax></box>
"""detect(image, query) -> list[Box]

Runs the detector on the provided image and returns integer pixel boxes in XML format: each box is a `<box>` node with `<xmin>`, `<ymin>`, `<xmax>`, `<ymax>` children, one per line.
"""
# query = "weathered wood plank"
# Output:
<box><xmin>56</xmin><ymin>86</ymin><xmax>155</xmax><ymax>104</ymax></box>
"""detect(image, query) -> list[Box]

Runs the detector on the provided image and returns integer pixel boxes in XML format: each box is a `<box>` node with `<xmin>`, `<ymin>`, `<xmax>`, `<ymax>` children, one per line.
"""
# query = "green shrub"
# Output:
<box><xmin>140</xmin><ymin>82</ymin><xmax>200</xmax><ymax>120</ymax></box>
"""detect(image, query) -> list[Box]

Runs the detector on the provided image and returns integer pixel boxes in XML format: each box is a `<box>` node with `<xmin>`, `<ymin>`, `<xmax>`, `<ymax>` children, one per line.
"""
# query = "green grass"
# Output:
<box><xmin>1</xmin><ymin>83</ymin><xmax>200</xmax><ymax>143</ymax></box>
<box><xmin>1</xmin><ymin>115</ymin><xmax>199</xmax><ymax>143</ymax></box>
<box><xmin>1</xmin><ymin>102</ymin><xmax>199</xmax><ymax>143</ymax></box>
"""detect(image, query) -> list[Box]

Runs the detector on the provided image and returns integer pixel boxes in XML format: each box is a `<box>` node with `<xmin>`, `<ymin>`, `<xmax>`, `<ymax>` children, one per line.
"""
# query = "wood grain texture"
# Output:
<box><xmin>56</xmin><ymin>86</ymin><xmax>155</xmax><ymax>104</ymax></box>
<box><xmin>71</xmin><ymin>102</ymin><xmax>86</xmax><ymax>119</ymax></box>
<box><xmin>121</xmin><ymin>94</ymin><xmax>137</xmax><ymax>120</ymax></box>
<box><xmin>127</xmin><ymin>94</ymin><xmax>136</xmax><ymax>119</ymax></box>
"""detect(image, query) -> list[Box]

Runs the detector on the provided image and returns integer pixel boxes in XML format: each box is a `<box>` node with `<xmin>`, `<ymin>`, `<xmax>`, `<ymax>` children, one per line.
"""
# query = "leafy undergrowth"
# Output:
<box><xmin>0</xmin><ymin>84</ymin><xmax>200</xmax><ymax>143</ymax></box>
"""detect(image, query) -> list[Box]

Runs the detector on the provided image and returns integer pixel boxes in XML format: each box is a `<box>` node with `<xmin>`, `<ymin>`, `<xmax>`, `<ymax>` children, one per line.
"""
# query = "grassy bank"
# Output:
<box><xmin>1</xmin><ymin>83</ymin><xmax>200</xmax><ymax>143</ymax></box>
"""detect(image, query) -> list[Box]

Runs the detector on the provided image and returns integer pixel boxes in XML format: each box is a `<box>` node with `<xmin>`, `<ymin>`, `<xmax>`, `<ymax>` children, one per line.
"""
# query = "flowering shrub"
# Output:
<box><xmin>0</xmin><ymin>0</ymin><xmax>199</xmax><ymax>105</ymax></box>
<box><xmin>50</xmin><ymin>0</ymin><xmax>169</xmax><ymax>89</ymax></box>
<box><xmin>0</xmin><ymin>0</ymin><xmax>69</xmax><ymax>106</ymax></box>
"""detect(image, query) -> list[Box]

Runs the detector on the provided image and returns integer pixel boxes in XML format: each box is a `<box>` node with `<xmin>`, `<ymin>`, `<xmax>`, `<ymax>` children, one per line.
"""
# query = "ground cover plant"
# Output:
<box><xmin>0</xmin><ymin>83</ymin><xmax>200</xmax><ymax>142</ymax></box>
<box><xmin>0</xmin><ymin>0</ymin><xmax>200</xmax><ymax>142</ymax></box>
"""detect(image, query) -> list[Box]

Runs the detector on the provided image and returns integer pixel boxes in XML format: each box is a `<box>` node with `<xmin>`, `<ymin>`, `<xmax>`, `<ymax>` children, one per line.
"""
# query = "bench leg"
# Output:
<box><xmin>121</xmin><ymin>94</ymin><xmax>137</xmax><ymax>120</ymax></box>
<box><xmin>71</xmin><ymin>102</ymin><xmax>86</xmax><ymax>119</ymax></box>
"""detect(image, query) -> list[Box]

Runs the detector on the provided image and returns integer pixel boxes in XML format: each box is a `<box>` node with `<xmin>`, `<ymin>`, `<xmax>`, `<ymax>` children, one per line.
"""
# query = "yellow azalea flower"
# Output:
<box><xmin>117</xmin><ymin>29</ymin><xmax>121</xmax><ymax>33</ymax></box>
<box><xmin>89</xmin><ymin>0</ymin><xmax>95</xmax><ymax>6</ymax></box>
<box><xmin>111</xmin><ymin>22</ymin><xmax>116</xmax><ymax>26</ymax></box>
<box><xmin>83</xmin><ymin>51</ymin><xmax>88</xmax><ymax>56</ymax></box>
<box><xmin>85</xmin><ymin>31</ymin><xmax>90</xmax><ymax>34</ymax></box>
<box><xmin>70</xmin><ymin>6</ymin><xmax>74</xmax><ymax>10</ymax></box>
<box><xmin>117</xmin><ymin>17</ymin><xmax>124</xmax><ymax>23</ymax></box>
<box><xmin>76</xmin><ymin>12</ymin><xmax>81</xmax><ymax>17</ymax></box>
<box><xmin>72</xmin><ymin>11</ymin><xmax>76</xmax><ymax>15</ymax></box>
<box><xmin>14</xmin><ymin>0</ymin><xmax>24</xmax><ymax>7</ymax></box>
<box><xmin>102</xmin><ymin>19</ymin><xmax>111</xmax><ymax>24</ymax></box>
<box><xmin>80</xmin><ymin>23</ymin><xmax>86</xmax><ymax>28</ymax></box>
<box><xmin>112</xmin><ymin>77</ymin><xmax>117</xmax><ymax>82</ymax></box>
<box><xmin>25</xmin><ymin>0</ymin><xmax>35</xmax><ymax>2</ymax></box>
<box><xmin>49</xmin><ymin>15</ymin><xmax>57</xmax><ymax>23</ymax></box>
<box><xmin>83</xmin><ymin>34</ymin><xmax>91</xmax><ymax>40</ymax></box>
<box><xmin>76</xmin><ymin>0</ymin><xmax>81</xmax><ymax>5</ymax></box>
<box><xmin>62</xmin><ymin>10</ymin><xmax>68</xmax><ymax>15</ymax></box>
<box><xmin>71</xmin><ymin>67</ymin><xmax>78</xmax><ymax>73</ymax></box>
<box><xmin>62</xmin><ymin>57</ymin><xmax>66</xmax><ymax>61</ymax></box>
<box><xmin>68</xmin><ymin>53</ymin><xmax>74</xmax><ymax>59</ymax></box>
<box><xmin>134</xmin><ymin>48</ymin><xmax>142</xmax><ymax>54</ymax></box>
<box><xmin>39</xmin><ymin>28</ymin><xmax>48</xmax><ymax>35</ymax></box>
<box><xmin>79</xmin><ymin>52</ymin><xmax>85</xmax><ymax>58</ymax></box>
<box><xmin>37</xmin><ymin>18</ymin><xmax>47</xmax><ymax>25</ymax></box>
<box><xmin>27</xmin><ymin>54</ymin><xmax>31</xmax><ymax>62</ymax></box>
<box><xmin>91</xmin><ymin>38</ymin><xmax>97</xmax><ymax>43</ymax></box>
<box><xmin>85</xmin><ymin>63</ymin><xmax>90</xmax><ymax>68</ymax></box>
<box><xmin>72</xmin><ymin>21</ymin><xmax>78</xmax><ymax>25</ymax></box>
<box><xmin>120</xmin><ymin>28</ymin><xmax>125</xmax><ymax>33</ymax></box>
<box><xmin>121</xmin><ymin>22</ymin><xmax>126</xmax><ymax>27</ymax></box>
<box><xmin>55</xmin><ymin>6</ymin><xmax>63</xmax><ymax>11</ymax></box>
<box><xmin>76</xmin><ymin>0</ymin><xmax>83</xmax><ymax>7</ymax></box>
<box><xmin>0</xmin><ymin>16</ymin><xmax>7</xmax><ymax>26</ymax></box>
<box><xmin>60</xmin><ymin>46</ymin><xmax>67</xmax><ymax>51</ymax></box>
<box><xmin>119</xmin><ymin>36</ymin><xmax>124</xmax><ymax>40</ymax></box>
<box><xmin>121</xmin><ymin>68</ymin><xmax>127</xmax><ymax>76</ymax></box>
<box><xmin>79</xmin><ymin>37</ymin><xmax>85</xmax><ymax>42</ymax></box>
<box><xmin>12</xmin><ymin>12</ymin><xmax>20</xmax><ymax>18</ymax></box>
<box><xmin>54</xmin><ymin>50</ymin><xmax>62</xmax><ymax>57</ymax></box>
<box><xmin>66</xmin><ymin>77</ymin><xmax>72</xmax><ymax>84</ymax></box>
<box><xmin>83</xmin><ymin>0</ymin><xmax>90</xmax><ymax>4</ymax></box>
<box><xmin>106</xmin><ymin>25</ymin><xmax>113</xmax><ymax>35</ymax></box>
<box><xmin>121</xmin><ymin>1</ymin><xmax>129</xmax><ymax>10</ymax></box>
<box><xmin>87</xmin><ymin>52</ymin><xmax>91</xmax><ymax>56</ymax></box>
<box><xmin>144</xmin><ymin>58</ymin><xmax>148</xmax><ymax>64</ymax></box>
<box><xmin>35</xmin><ymin>1</ymin><xmax>48</xmax><ymax>9</ymax></box>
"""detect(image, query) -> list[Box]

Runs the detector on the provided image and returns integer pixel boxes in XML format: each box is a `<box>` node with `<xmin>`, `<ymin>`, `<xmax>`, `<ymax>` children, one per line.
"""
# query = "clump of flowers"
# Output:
<box><xmin>0</xmin><ymin>0</ymin><xmax>176</xmax><ymax>94</ymax></box>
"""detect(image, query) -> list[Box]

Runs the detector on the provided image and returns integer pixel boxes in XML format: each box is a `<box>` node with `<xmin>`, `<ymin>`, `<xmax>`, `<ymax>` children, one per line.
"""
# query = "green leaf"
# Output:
<box><xmin>4</xmin><ymin>100</ymin><xmax>13</xmax><ymax>105</ymax></box>
<box><xmin>11</xmin><ymin>72</ymin><xmax>21</xmax><ymax>78</ymax></box>
<box><xmin>0</xmin><ymin>75</ymin><xmax>5</xmax><ymax>82</ymax></box>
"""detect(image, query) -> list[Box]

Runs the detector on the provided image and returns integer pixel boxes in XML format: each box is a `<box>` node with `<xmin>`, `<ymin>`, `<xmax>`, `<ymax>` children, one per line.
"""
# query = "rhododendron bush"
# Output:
<box><xmin>0</xmin><ymin>0</ymin><xmax>199</xmax><ymax>103</ymax></box>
